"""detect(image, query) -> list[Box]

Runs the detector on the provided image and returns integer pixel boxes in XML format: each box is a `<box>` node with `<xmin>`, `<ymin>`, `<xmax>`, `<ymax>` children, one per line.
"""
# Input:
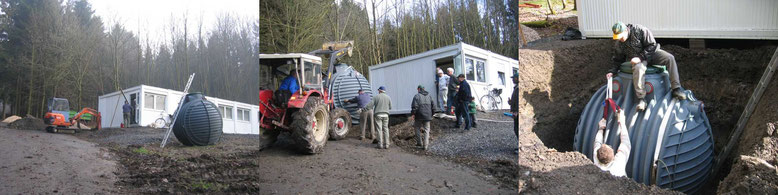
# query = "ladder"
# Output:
<box><xmin>161</xmin><ymin>73</ymin><xmax>196</xmax><ymax>148</ymax></box>
<box><xmin>713</xmin><ymin>48</ymin><xmax>778</xmax><ymax>178</ymax></box>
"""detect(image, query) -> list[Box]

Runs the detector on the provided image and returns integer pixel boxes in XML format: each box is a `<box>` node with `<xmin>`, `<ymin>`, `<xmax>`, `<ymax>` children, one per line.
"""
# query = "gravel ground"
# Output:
<box><xmin>428</xmin><ymin>112</ymin><xmax>517</xmax><ymax>162</ymax></box>
<box><xmin>387</xmin><ymin>110</ymin><xmax>518</xmax><ymax>189</ymax></box>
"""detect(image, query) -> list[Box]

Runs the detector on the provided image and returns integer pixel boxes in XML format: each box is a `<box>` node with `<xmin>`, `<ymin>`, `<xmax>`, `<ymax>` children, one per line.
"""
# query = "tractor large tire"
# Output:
<box><xmin>290</xmin><ymin>97</ymin><xmax>329</xmax><ymax>154</ymax></box>
<box><xmin>259</xmin><ymin>127</ymin><xmax>280</xmax><ymax>150</ymax></box>
<box><xmin>328</xmin><ymin>108</ymin><xmax>351</xmax><ymax>140</ymax></box>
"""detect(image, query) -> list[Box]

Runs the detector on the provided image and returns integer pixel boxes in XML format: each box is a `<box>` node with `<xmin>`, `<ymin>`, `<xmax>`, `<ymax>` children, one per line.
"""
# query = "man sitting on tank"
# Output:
<box><xmin>593</xmin><ymin>109</ymin><xmax>630</xmax><ymax>177</ymax></box>
<box><xmin>610</xmin><ymin>22</ymin><xmax>686</xmax><ymax>112</ymax></box>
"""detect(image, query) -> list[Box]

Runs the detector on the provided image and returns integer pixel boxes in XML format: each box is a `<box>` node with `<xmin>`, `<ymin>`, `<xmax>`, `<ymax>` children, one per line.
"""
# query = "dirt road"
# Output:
<box><xmin>0</xmin><ymin>127</ymin><xmax>118</xmax><ymax>194</ymax></box>
<box><xmin>259</xmin><ymin>136</ymin><xmax>515</xmax><ymax>194</ymax></box>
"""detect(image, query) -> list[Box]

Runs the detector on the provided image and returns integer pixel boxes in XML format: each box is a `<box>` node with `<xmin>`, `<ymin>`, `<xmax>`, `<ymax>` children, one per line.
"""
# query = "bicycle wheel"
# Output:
<box><xmin>154</xmin><ymin>118</ymin><xmax>167</xmax><ymax>128</ymax></box>
<box><xmin>493</xmin><ymin>96</ymin><xmax>502</xmax><ymax>110</ymax></box>
<box><xmin>480</xmin><ymin>95</ymin><xmax>495</xmax><ymax>112</ymax></box>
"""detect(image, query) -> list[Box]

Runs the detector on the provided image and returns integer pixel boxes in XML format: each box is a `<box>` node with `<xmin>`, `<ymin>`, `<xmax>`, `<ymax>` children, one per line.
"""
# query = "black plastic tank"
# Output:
<box><xmin>329</xmin><ymin>63</ymin><xmax>372</xmax><ymax>124</ymax></box>
<box><xmin>573</xmin><ymin>62</ymin><xmax>714</xmax><ymax>194</ymax></box>
<box><xmin>173</xmin><ymin>93</ymin><xmax>223</xmax><ymax>146</ymax></box>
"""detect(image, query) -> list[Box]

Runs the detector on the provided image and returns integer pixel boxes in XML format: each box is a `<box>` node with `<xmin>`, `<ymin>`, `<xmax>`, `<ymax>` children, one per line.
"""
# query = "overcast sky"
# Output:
<box><xmin>90</xmin><ymin>0</ymin><xmax>258</xmax><ymax>43</ymax></box>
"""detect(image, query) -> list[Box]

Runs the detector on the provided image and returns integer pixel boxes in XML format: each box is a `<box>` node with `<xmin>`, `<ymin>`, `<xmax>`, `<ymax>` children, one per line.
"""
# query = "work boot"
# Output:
<box><xmin>636</xmin><ymin>99</ymin><xmax>647</xmax><ymax>111</ymax></box>
<box><xmin>672</xmin><ymin>88</ymin><xmax>687</xmax><ymax>100</ymax></box>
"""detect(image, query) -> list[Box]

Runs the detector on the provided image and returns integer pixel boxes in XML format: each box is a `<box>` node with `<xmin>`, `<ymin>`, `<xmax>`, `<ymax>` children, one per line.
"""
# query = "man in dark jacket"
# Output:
<box><xmin>508</xmin><ymin>73</ymin><xmax>519</xmax><ymax>154</ymax></box>
<box><xmin>445</xmin><ymin>68</ymin><xmax>458</xmax><ymax>115</ymax></box>
<box><xmin>344</xmin><ymin>89</ymin><xmax>374</xmax><ymax>141</ymax></box>
<box><xmin>411</xmin><ymin>85</ymin><xmax>438</xmax><ymax>150</ymax></box>
<box><xmin>455</xmin><ymin>74</ymin><xmax>473</xmax><ymax>130</ymax></box>
<box><xmin>610</xmin><ymin>22</ymin><xmax>686</xmax><ymax>112</ymax></box>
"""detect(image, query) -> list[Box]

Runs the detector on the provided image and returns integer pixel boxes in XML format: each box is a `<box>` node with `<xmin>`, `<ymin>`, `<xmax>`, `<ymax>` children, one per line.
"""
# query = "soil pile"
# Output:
<box><xmin>9</xmin><ymin>115</ymin><xmax>47</xmax><ymax>130</ymax></box>
<box><xmin>718</xmin><ymin>70</ymin><xmax>778</xmax><ymax>194</ymax></box>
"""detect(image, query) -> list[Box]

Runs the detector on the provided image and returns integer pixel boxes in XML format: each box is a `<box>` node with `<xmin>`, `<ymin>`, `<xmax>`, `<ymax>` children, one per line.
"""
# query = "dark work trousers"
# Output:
<box><xmin>455</xmin><ymin>101</ymin><xmax>472</xmax><ymax>129</ymax></box>
<box><xmin>514</xmin><ymin>116</ymin><xmax>519</xmax><ymax>139</ymax></box>
<box><xmin>648</xmin><ymin>49</ymin><xmax>682</xmax><ymax>89</ymax></box>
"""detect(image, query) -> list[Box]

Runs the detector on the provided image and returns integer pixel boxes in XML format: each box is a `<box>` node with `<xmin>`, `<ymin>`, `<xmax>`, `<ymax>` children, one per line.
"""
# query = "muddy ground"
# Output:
<box><xmin>0</xmin><ymin>127</ymin><xmax>118</xmax><ymax>194</ymax></box>
<box><xmin>517</xmin><ymin>24</ymin><xmax>777</xmax><ymax>193</ymax></box>
<box><xmin>260</xmin><ymin>111</ymin><xmax>518</xmax><ymax>194</ymax></box>
<box><xmin>74</xmin><ymin>127</ymin><xmax>261</xmax><ymax>194</ymax></box>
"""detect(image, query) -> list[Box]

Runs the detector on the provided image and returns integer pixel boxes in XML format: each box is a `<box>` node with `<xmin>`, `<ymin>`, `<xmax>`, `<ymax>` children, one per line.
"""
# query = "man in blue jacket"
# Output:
<box><xmin>278</xmin><ymin>69</ymin><xmax>299</xmax><ymax>94</ymax></box>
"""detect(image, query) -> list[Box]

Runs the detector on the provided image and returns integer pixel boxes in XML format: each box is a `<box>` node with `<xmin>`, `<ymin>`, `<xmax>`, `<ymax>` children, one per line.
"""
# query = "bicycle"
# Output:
<box><xmin>479</xmin><ymin>84</ymin><xmax>503</xmax><ymax>112</ymax></box>
<box><xmin>153</xmin><ymin>111</ymin><xmax>174</xmax><ymax>129</ymax></box>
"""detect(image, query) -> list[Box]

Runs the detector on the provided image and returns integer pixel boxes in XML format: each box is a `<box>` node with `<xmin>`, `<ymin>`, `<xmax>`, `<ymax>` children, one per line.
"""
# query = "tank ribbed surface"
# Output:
<box><xmin>330</xmin><ymin>64</ymin><xmax>372</xmax><ymax>124</ymax></box>
<box><xmin>573</xmin><ymin>69</ymin><xmax>714</xmax><ymax>194</ymax></box>
<box><xmin>173</xmin><ymin>93</ymin><xmax>223</xmax><ymax>146</ymax></box>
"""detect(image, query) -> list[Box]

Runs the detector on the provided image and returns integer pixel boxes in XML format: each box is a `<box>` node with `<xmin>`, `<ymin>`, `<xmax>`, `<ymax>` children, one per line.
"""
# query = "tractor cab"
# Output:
<box><xmin>259</xmin><ymin>53</ymin><xmax>326</xmax><ymax>109</ymax></box>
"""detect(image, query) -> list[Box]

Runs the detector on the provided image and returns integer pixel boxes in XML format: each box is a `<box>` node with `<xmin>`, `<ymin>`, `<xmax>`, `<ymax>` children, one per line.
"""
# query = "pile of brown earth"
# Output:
<box><xmin>9</xmin><ymin>115</ymin><xmax>47</xmax><ymax>130</ymax></box>
<box><xmin>516</xmin><ymin>38</ymin><xmax>776</xmax><ymax>193</ymax></box>
<box><xmin>717</xmin><ymin>72</ymin><xmax>778</xmax><ymax>194</ymax></box>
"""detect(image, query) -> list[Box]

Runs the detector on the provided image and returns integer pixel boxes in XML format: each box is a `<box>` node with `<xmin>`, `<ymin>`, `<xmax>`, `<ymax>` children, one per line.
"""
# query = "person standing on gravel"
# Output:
<box><xmin>446</xmin><ymin>68</ymin><xmax>458</xmax><ymax>115</ymax></box>
<box><xmin>455</xmin><ymin>74</ymin><xmax>473</xmax><ymax>130</ymax></box>
<box><xmin>411</xmin><ymin>85</ymin><xmax>438</xmax><ymax>150</ymax></box>
<box><xmin>436</xmin><ymin>69</ymin><xmax>449</xmax><ymax>112</ymax></box>
<box><xmin>610</xmin><ymin>22</ymin><xmax>687</xmax><ymax>112</ymax></box>
<box><xmin>468</xmin><ymin>97</ymin><xmax>477</xmax><ymax>128</ymax></box>
<box><xmin>593</xmin><ymin>109</ymin><xmax>630</xmax><ymax>177</ymax></box>
<box><xmin>122</xmin><ymin>101</ymin><xmax>132</xmax><ymax>128</ymax></box>
<box><xmin>365</xmin><ymin>86</ymin><xmax>392</xmax><ymax>149</ymax></box>
<box><xmin>509</xmin><ymin>73</ymin><xmax>519</xmax><ymax>154</ymax></box>
<box><xmin>344</xmin><ymin>89</ymin><xmax>374</xmax><ymax>141</ymax></box>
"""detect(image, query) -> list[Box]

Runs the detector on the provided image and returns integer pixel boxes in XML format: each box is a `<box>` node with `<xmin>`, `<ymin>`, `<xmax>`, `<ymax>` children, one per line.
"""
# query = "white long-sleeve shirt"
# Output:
<box><xmin>593</xmin><ymin>114</ymin><xmax>631</xmax><ymax>177</ymax></box>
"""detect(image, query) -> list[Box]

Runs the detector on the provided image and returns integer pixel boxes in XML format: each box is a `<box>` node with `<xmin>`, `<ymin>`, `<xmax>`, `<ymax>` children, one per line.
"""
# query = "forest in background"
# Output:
<box><xmin>260</xmin><ymin>0</ymin><xmax>518</xmax><ymax>80</ymax></box>
<box><xmin>0</xmin><ymin>0</ymin><xmax>259</xmax><ymax>118</ymax></box>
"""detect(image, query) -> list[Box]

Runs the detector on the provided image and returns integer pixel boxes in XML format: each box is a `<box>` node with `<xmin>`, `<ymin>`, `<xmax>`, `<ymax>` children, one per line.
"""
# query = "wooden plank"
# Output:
<box><xmin>713</xmin><ymin>47</ymin><xmax>778</xmax><ymax>179</ymax></box>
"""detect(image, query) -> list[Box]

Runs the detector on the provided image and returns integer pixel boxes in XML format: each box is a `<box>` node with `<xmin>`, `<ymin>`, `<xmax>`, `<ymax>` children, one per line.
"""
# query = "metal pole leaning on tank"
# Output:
<box><xmin>713</xmin><ymin>48</ymin><xmax>778</xmax><ymax>178</ymax></box>
<box><xmin>161</xmin><ymin>73</ymin><xmax>196</xmax><ymax>148</ymax></box>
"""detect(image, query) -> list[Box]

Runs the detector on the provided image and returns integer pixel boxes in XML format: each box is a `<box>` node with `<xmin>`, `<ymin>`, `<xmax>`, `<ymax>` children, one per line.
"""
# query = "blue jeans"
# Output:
<box><xmin>446</xmin><ymin>92</ymin><xmax>456</xmax><ymax>114</ymax></box>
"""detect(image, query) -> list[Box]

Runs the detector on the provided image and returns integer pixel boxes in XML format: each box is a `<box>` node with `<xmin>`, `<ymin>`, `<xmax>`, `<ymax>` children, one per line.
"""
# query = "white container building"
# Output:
<box><xmin>368</xmin><ymin>42</ymin><xmax>518</xmax><ymax>114</ymax></box>
<box><xmin>98</xmin><ymin>85</ymin><xmax>259</xmax><ymax>134</ymax></box>
<box><xmin>576</xmin><ymin>0</ymin><xmax>778</xmax><ymax>40</ymax></box>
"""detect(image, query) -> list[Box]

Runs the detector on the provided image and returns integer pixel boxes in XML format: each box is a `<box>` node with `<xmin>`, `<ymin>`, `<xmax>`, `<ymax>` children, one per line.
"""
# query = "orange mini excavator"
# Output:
<box><xmin>43</xmin><ymin>97</ymin><xmax>101</xmax><ymax>133</ymax></box>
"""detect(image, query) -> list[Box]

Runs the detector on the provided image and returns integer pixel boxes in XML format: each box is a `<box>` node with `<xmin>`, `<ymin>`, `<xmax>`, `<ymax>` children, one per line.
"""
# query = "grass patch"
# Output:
<box><xmin>522</xmin><ymin>20</ymin><xmax>551</xmax><ymax>28</ymax></box>
<box><xmin>189</xmin><ymin>180</ymin><xmax>226</xmax><ymax>191</ymax></box>
<box><xmin>133</xmin><ymin>147</ymin><xmax>151</xmax><ymax>155</ymax></box>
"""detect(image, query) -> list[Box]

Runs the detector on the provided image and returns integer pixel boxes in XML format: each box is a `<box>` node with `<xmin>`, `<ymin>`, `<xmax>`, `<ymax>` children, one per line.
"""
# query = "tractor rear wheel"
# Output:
<box><xmin>259</xmin><ymin>127</ymin><xmax>280</xmax><ymax>150</ymax></box>
<box><xmin>290</xmin><ymin>97</ymin><xmax>329</xmax><ymax>154</ymax></box>
<box><xmin>328</xmin><ymin>108</ymin><xmax>351</xmax><ymax>140</ymax></box>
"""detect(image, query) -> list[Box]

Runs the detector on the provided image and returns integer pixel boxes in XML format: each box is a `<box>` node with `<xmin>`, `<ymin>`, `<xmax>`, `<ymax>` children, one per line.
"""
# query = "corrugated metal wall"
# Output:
<box><xmin>577</xmin><ymin>0</ymin><xmax>778</xmax><ymax>39</ymax></box>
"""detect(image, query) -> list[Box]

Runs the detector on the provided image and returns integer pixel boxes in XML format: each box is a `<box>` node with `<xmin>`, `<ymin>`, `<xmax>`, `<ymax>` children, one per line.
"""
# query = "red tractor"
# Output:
<box><xmin>259</xmin><ymin>41</ymin><xmax>354</xmax><ymax>154</ymax></box>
